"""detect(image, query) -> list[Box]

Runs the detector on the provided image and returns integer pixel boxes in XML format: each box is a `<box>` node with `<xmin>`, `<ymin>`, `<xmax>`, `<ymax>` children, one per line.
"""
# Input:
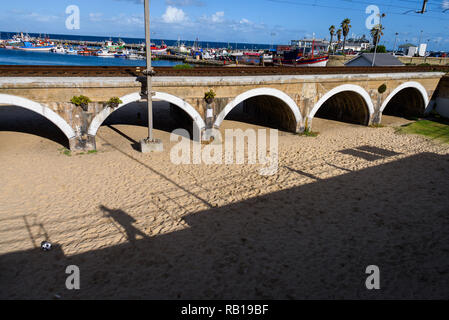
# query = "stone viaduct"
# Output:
<box><xmin>0</xmin><ymin>69</ymin><xmax>445</xmax><ymax>150</ymax></box>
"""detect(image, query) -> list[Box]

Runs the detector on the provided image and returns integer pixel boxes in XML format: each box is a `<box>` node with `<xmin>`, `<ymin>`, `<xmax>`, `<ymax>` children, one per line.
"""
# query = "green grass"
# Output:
<box><xmin>397</xmin><ymin>120</ymin><xmax>449</xmax><ymax>144</ymax></box>
<box><xmin>369</xmin><ymin>123</ymin><xmax>385</xmax><ymax>128</ymax></box>
<box><xmin>58</xmin><ymin>148</ymin><xmax>71</xmax><ymax>156</ymax></box>
<box><xmin>297</xmin><ymin>128</ymin><xmax>319</xmax><ymax>137</ymax></box>
<box><xmin>173</xmin><ymin>63</ymin><xmax>193</xmax><ymax>70</ymax></box>
<box><xmin>58</xmin><ymin>148</ymin><xmax>98</xmax><ymax>156</ymax></box>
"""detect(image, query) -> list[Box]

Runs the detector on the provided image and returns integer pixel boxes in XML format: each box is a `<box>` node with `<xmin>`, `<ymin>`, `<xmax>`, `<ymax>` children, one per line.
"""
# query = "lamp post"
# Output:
<box><xmin>393</xmin><ymin>32</ymin><xmax>399</xmax><ymax>54</ymax></box>
<box><xmin>140</xmin><ymin>0</ymin><xmax>163</xmax><ymax>152</ymax></box>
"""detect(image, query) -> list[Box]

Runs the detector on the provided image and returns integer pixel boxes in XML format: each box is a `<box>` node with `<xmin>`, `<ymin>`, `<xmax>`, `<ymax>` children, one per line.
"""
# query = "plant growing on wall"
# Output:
<box><xmin>204</xmin><ymin>89</ymin><xmax>216</xmax><ymax>104</ymax></box>
<box><xmin>71</xmin><ymin>95</ymin><xmax>92</xmax><ymax>111</ymax></box>
<box><xmin>378</xmin><ymin>84</ymin><xmax>387</xmax><ymax>94</ymax></box>
<box><xmin>106</xmin><ymin>97</ymin><xmax>123</xmax><ymax>109</ymax></box>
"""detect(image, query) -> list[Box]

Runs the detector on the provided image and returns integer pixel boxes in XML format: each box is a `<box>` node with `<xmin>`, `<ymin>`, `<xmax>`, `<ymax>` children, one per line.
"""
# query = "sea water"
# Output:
<box><xmin>0</xmin><ymin>48</ymin><xmax>185</xmax><ymax>67</ymax></box>
<box><xmin>0</xmin><ymin>31</ymin><xmax>272</xmax><ymax>66</ymax></box>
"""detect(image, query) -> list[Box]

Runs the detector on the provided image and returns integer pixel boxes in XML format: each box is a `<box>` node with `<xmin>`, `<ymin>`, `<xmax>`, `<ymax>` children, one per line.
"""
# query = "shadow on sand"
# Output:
<box><xmin>0</xmin><ymin>105</ymin><xmax>70</xmax><ymax>149</ymax></box>
<box><xmin>1</xmin><ymin>152</ymin><xmax>448</xmax><ymax>299</ymax></box>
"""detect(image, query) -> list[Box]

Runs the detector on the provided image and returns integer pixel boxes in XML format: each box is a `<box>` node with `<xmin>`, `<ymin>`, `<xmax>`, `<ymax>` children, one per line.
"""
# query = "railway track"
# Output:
<box><xmin>0</xmin><ymin>65</ymin><xmax>448</xmax><ymax>77</ymax></box>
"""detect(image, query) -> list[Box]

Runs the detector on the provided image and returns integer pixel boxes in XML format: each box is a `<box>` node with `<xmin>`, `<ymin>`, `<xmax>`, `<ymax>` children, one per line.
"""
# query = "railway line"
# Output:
<box><xmin>0</xmin><ymin>65</ymin><xmax>448</xmax><ymax>77</ymax></box>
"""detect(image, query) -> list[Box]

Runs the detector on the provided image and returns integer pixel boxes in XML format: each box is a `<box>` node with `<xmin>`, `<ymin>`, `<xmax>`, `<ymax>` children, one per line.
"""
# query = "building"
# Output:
<box><xmin>345</xmin><ymin>53</ymin><xmax>404</xmax><ymax>67</ymax></box>
<box><xmin>291</xmin><ymin>39</ymin><xmax>329</xmax><ymax>52</ymax></box>
<box><xmin>341</xmin><ymin>37</ymin><xmax>371</xmax><ymax>52</ymax></box>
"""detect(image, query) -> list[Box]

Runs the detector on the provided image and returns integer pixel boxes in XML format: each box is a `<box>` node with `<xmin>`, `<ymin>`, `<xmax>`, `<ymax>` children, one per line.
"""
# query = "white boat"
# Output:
<box><xmin>66</xmin><ymin>48</ymin><xmax>78</xmax><ymax>55</ymax></box>
<box><xmin>51</xmin><ymin>45</ymin><xmax>66</xmax><ymax>54</ymax></box>
<box><xmin>126</xmin><ymin>52</ymin><xmax>144</xmax><ymax>60</ymax></box>
<box><xmin>296</xmin><ymin>56</ymin><xmax>329</xmax><ymax>67</ymax></box>
<box><xmin>96</xmin><ymin>49</ymin><xmax>115</xmax><ymax>57</ymax></box>
<box><xmin>114</xmin><ymin>49</ymin><xmax>129</xmax><ymax>58</ymax></box>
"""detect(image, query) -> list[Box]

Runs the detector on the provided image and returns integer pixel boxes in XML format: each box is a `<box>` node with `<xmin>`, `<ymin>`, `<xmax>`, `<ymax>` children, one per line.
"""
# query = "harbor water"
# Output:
<box><xmin>0</xmin><ymin>31</ymin><xmax>272</xmax><ymax>66</ymax></box>
<box><xmin>0</xmin><ymin>48</ymin><xmax>186</xmax><ymax>67</ymax></box>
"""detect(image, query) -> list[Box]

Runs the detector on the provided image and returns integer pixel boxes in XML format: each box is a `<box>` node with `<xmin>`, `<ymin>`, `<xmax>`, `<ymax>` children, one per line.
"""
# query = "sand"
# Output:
<box><xmin>0</xmin><ymin>102</ymin><xmax>448</xmax><ymax>299</ymax></box>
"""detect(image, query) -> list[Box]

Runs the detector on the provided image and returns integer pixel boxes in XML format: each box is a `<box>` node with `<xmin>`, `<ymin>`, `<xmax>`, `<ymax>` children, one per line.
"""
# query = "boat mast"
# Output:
<box><xmin>312</xmin><ymin>33</ymin><xmax>315</xmax><ymax>58</ymax></box>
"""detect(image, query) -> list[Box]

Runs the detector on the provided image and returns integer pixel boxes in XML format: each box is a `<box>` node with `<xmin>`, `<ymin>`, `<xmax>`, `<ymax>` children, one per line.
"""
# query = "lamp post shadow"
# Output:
<box><xmin>100</xmin><ymin>205</ymin><xmax>149</xmax><ymax>243</ymax></box>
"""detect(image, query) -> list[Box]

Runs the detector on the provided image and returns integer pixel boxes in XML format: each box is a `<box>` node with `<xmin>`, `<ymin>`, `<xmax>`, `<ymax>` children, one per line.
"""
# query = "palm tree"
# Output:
<box><xmin>341</xmin><ymin>18</ymin><xmax>351</xmax><ymax>53</ymax></box>
<box><xmin>336</xmin><ymin>29</ymin><xmax>342</xmax><ymax>51</ymax></box>
<box><xmin>329</xmin><ymin>25</ymin><xmax>335</xmax><ymax>53</ymax></box>
<box><xmin>370</xmin><ymin>24</ymin><xmax>384</xmax><ymax>47</ymax></box>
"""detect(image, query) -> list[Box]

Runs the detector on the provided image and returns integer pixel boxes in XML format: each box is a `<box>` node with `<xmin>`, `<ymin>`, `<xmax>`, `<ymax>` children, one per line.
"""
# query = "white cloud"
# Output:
<box><xmin>89</xmin><ymin>13</ymin><xmax>103</xmax><ymax>22</ymax></box>
<box><xmin>162</xmin><ymin>6</ymin><xmax>187</xmax><ymax>23</ymax></box>
<box><xmin>211</xmin><ymin>11</ymin><xmax>224</xmax><ymax>23</ymax></box>
<box><xmin>27</xmin><ymin>12</ymin><xmax>60</xmax><ymax>23</ymax></box>
<box><xmin>240</xmin><ymin>18</ymin><xmax>251</xmax><ymax>24</ymax></box>
<box><xmin>443</xmin><ymin>0</ymin><xmax>449</xmax><ymax>10</ymax></box>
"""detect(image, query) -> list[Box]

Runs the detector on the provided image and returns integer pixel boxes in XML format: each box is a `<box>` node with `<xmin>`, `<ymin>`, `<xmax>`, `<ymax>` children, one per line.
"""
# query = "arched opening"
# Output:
<box><xmin>102</xmin><ymin>100</ymin><xmax>196</xmax><ymax>138</ymax></box>
<box><xmin>0</xmin><ymin>94</ymin><xmax>74</xmax><ymax>149</ymax></box>
<box><xmin>314</xmin><ymin>91</ymin><xmax>370</xmax><ymax>125</ymax></box>
<box><xmin>214</xmin><ymin>88</ymin><xmax>301</xmax><ymax>132</ymax></box>
<box><xmin>382</xmin><ymin>87</ymin><xmax>425</xmax><ymax>118</ymax></box>
<box><xmin>225</xmin><ymin>95</ymin><xmax>298</xmax><ymax>131</ymax></box>
<box><xmin>88</xmin><ymin>92</ymin><xmax>205</xmax><ymax>144</ymax></box>
<box><xmin>0</xmin><ymin>105</ymin><xmax>70</xmax><ymax>149</ymax></box>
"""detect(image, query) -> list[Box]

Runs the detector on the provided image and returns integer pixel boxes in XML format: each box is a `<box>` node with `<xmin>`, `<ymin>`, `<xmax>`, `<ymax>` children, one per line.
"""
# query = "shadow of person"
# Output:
<box><xmin>99</xmin><ymin>205</ymin><xmax>149</xmax><ymax>242</ymax></box>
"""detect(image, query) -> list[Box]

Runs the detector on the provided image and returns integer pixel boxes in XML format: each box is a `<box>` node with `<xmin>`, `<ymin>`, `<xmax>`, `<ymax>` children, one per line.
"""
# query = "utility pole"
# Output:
<box><xmin>393</xmin><ymin>32</ymin><xmax>399</xmax><ymax>54</ymax></box>
<box><xmin>140</xmin><ymin>0</ymin><xmax>163</xmax><ymax>152</ymax></box>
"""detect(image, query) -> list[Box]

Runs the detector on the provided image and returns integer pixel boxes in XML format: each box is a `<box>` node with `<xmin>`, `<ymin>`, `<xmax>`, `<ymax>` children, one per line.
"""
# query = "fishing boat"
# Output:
<box><xmin>15</xmin><ymin>41</ymin><xmax>55</xmax><ymax>52</ymax></box>
<box><xmin>280</xmin><ymin>39</ymin><xmax>329</xmax><ymax>67</ymax></box>
<box><xmin>96</xmin><ymin>49</ymin><xmax>115</xmax><ymax>57</ymax></box>
<box><xmin>114</xmin><ymin>49</ymin><xmax>129</xmax><ymax>58</ymax></box>
<box><xmin>150</xmin><ymin>42</ymin><xmax>167</xmax><ymax>55</ymax></box>
<box><xmin>295</xmin><ymin>55</ymin><xmax>329</xmax><ymax>67</ymax></box>
<box><xmin>66</xmin><ymin>47</ymin><xmax>78</xmax><ymax>55</ymax></box>
<box><xmin>51</xmin><ymin>45</ymin><xmax>66</xmax><ymax>54</ymax></box>
<box><xmin>77</xmin><ymin>47</ymin><xmax>97</xmax><ymax>56</ymax></box>
<box><xmin>126</xmin><ymin>51</ymin><xmax>144</xmax><ymax>60</ymax></box>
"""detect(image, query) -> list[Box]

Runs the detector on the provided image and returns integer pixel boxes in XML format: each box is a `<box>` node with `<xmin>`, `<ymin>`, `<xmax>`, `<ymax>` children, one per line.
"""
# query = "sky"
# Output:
<box><xmin>0</xmin><ymin>0</ymin><xmax>448</xmax><ymax>50</ymax></box>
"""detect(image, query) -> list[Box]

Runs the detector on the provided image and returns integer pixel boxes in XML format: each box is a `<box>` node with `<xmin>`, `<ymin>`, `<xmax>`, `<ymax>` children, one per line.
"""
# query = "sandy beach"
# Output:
<box><xmin>0</xmin><ymin>102</ymin><xmax>448</xmax><ymax>299</ymax></box>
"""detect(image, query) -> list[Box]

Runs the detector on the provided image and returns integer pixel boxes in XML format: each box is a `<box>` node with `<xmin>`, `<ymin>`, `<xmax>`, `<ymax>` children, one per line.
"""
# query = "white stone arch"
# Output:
<box><xmin>380</xmin><ymin>81</ymin><xmax>429</xmax><ymax>114</ymax></box>
<box><xmin>213</xmin><ymin>87</ymin><xmax>302</xmax><ymax>129</ymax></box>
<box><xmin>308</xmin><ymin>84</ymin><xmax>375</xmax><ymax>122</ymax></box>
<box><xmin>0</xmin><ymin>93</ymin><xmax>75</xmax><ymax>139</ymax></box>
<box><xmin>88</xmin><ymin>92</ymin><xmax>206</xmax><ymax>136</ymax></box>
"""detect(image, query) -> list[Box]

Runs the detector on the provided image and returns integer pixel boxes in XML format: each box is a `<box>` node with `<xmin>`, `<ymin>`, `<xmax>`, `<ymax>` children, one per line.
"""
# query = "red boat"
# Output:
<box><xmin>150</xmin><ymin>41</ymin><xmax>167</xmax><ymax>55</ymax></box>
<box><xmin>77</xmin><ymin>47</ymin><xmax>97</xmax><ymax>56</ymax></box>
<box><xmin>279</xmin><ymin>39</ymin><xmax>329</xmax><ymax>67</ymax></box>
